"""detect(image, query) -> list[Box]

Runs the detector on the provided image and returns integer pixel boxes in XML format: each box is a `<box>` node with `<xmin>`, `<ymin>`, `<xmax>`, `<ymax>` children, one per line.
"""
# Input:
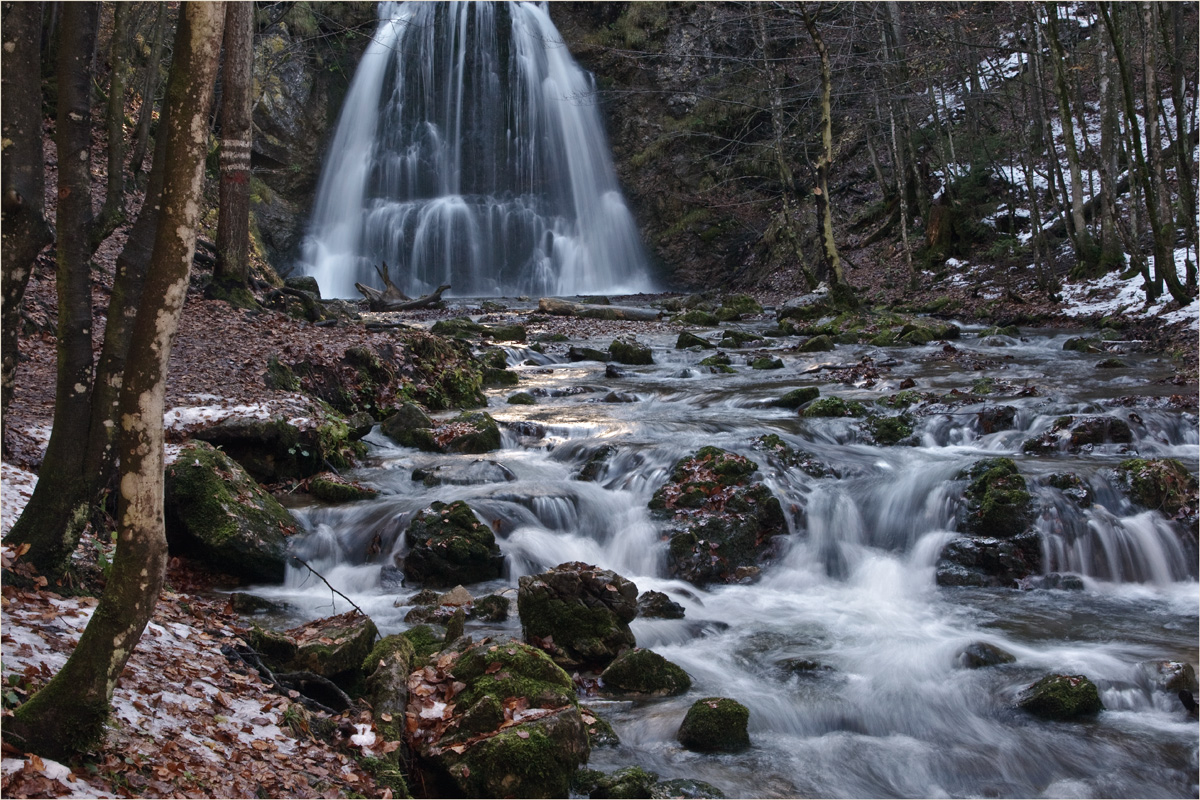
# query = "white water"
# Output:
<box><xmin>249</xmin><ymin>312</ymin><xmax>1198</xmax><ymax>797</ymax></box>
<box><xmin>298</xmin><ymin>2</ymin><xmax>655</xmax><ymax>299</ymax></box>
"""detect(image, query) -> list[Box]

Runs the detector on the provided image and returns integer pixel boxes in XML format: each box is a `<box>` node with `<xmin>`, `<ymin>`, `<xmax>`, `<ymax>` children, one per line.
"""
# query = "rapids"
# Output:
<box><xmin>251</xmin><ymin>306</ymin><xmax>1198</xmax><ymax>798</ymax></box>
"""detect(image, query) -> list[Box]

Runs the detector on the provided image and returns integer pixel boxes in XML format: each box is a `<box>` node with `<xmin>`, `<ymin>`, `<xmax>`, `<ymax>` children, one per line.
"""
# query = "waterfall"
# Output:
<box><xmin>298</xmin><ymin>1</ymin><xmax>656</xmax><ymax>299</ymax></box>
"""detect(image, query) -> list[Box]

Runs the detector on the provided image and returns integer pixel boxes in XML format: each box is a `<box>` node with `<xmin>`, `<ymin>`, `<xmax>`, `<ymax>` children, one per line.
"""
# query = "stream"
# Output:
<box><xmin>248</xmin><ymin>304</ymin><xmax>1198</xmax><ymax>798</ymax></box>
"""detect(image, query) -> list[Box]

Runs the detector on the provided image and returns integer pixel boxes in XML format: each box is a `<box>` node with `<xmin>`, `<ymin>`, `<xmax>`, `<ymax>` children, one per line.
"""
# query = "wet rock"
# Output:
<box><xmin>307</xmin><ymin>472</ymin><xmax>378</xmax><ymax>503</ymax></box>
<box><xmin>935</xmin><ymin>533</ymin><xmax>1042</xmax><ymax>588</ymax></box>
<box><xmin>650</xmin><ymin>447</ymin><xmax>788</xmax><ymax>586</ymax></box>
<box><xmin>980</xmin><ymin>325</ymin><xmax>1020</xmax><ymax>337</ymax></box>
<box><xmin>363</xmin><ymin>634</ymin><xmax>417</xmax><ymax>765</ymax></box>
<box><xmin>637</xmin><ymin>590</ymin><xmax>685</xmax><ymax>619</ymax></box>
<box><xmin>770</xmin><ymin>386</ymin><xmax>820</xmax><ymax>409</ymax></box>
<box><xmin>405</xmin><ymin>637</ymin><xmax>589</xmax><ymax>798</ymax></box>
<box><xmin>507</xmin><ymin>392</ymin><xmax>537</xmax><ymax>405</ymax></box>
<box><xmin>651</xmin><ymin>778</ymin><xmax>727</xmax><ymax>798</ymax></box>
<box><xmin>412</xmin><ymin>459</ymin><xmax>517</xmax><ymax>487</ymax></box>
<box><xmin>228</xmin><ymin>592</ymin><xmax>290</xmax><ymax>615</ymax></box>
<box><xmin>1115</xmin><ymin>458</ymin><xmax>1198</xmax><ymax>520</ymax></box>
<box><xmin>380</xmin><ymin>401</ymin><xmax>435</xmax><ymax>448</ymax></box>
<box><xmin>345</xmin><ymin>410</ymin><xmax>375</xmax><ymax>440</ymax></box>
<box><xmin>484</xmin><ymin>323</ymin><xmax>527</xmax><ymax>342</ymax></box>
<box><xmin>676</xmin><ymin>331</ymin><xmax>715</xmax><ymax>349</ymax></box>
<box><xmin>1096</xmin><ymin>357</ymin><xmax>1127</xmax><ymax>369</ymax></box>
<box><xmin>191</xmin><ymin>415</ymin><xmax>328</xmax><ymax>482</ymax></box>
<box><xmin>609</xmin><ymin>337</ymin><xmax>654</xmax><ymax>365</ymax></box>
<box><xmin>1023</xmin><ymin>572</ymin><xmax>1085</xmax><ymax>591</ymax></box>
<box><xmin>699</xmin><ymin>352</ymin><xmax>736</xmax><ymax>373</ymax></box>
<box><xmin>164</xmin><ymin>441</ymin><xmax>295</xmax><ymax>582</ymax></box>
<box><xmin>677</xmin><ymin>697</ymin><xmax>750</xmax><ymax>752</ymax></box>
<box><xmin>958</xmin><ymin>457</ymin><xmax>1034</xmax><ymax>538</ymax></box>
<box><xmin>864</xmin><ymin>413</ymin><xmax>915</xmax><ymax>446</ymax></box>
<box><xmin>605</xmin><ymin>364</ymin><xmax>628</xmax><ymax>379</ymax></box>
<box><xmin>1063</xmin><ymin>336</ymin><xmax>1103</xmax><ymax>353</ymax></box>
<box><xmin>719</xmin><ymin>329</ymin><xmax>764</xmax><ymax>348</ymax></box>
<box><xmin>401</xmin><ymin>500</ymin><xmax>504</xmax><ymax>587</ymax></box>
<box><xmin>569</xmin><ymin>346</ymin><xmax>611</xmax><ymax>362</ymax></box>
<box><xmin>778</xmin><ymin>292</ymin><xmax>833</xmax><ymax>322</ymax></box>
<box><xmin>577</xmin><ymin>445</ymin><xmax>617</xmax><ymax>482</ymax></box>
<box><xmin>977</xmin><ymin>405</ymin><xmax>1017</xmax><ymax>434</ymax></box>
<box><xmin>798</xmin><ymin>334</ymin><xmax>835</xmax><ymax>352</ymax></box>
<box><xmin>603</xmin><ymin>391</ymin><xmax>640</xmax><ymax>403</ymax></box>
<box><xmin>599</xmin><ymin>648</ymin><xmax>691</xmax><ymax>696</ymax></box>
<box><xmin>431</xmin><ymin>317</ymin><xmax>486</xmax><ymax>338</ymax></box>
<box><xmin>778</xmin><ymin>657</ymin><xmax>829</xmax><ymax>675</ymax></box>
<box><xmin>717</xmin><ymin>294</ymin><xmax>763</xmax><ymax>319</ymax></box>
<box><xmin>517</xmin><ymin>561</ymin><xmax>639</xmax><ymax>670</ymax></box>
<box><xmin>1136</xmin><ymin>660</ymin><xmax>1198</xmax><ymax>694</ymax></box>
<box><xmin>584</xmin><ymin>766</ymin><xmax>660</xmax><ymax>799</ymax></box>
<box><xmin>957</xmin><ymin>641</ymin><xmax>1016</xmax><ymax>669</ymax></box>
<box><xmin>472</xmin><ymin>594</ymin><xmax>511</xmax><ymax>622</ymax></box>
<box><xmin>1017</xmin><ymin>674</ymin><xmax>1104</xmax><ymax>720</ymax></box>
<box><xmin>287</xmin><ymin>611</ymin><xmax>379</xmax><ymax>678</ymax></box>
<box><xmin>1065</xmin><ymin>415</ymin><xmax>1133</xmax><ymax>448</ymax></box>
<box><xmin>749</xmin><ymin>356</ymin><xmax>784</xmax><ymax>370</ymax></box>
<box><xmin>438</xmin><ymin>411</ymin><xmax>503</xmax><ymax>454</ymax></box>
<box><xmin>580</xmin><ymin>705</ymin><xmax>620</xmax><ymax>749</ymax></box>
<box><xmin>438</xmin><ymin>585</ymin><xmax>475</xmax><ymax>606</ymax></box>
<box><xmin>673</xmin><ymin>309</ymin><xmax>720</xmax><ymax>326</ymax></box>
<box><xmin>801</xmin><ymin>396</ymin><xmax>868</xmax><ymax>418</ymax></box>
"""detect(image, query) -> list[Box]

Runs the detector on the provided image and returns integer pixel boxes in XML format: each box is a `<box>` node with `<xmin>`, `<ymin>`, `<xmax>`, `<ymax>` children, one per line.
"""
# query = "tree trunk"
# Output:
<box><xmin>1096</xmin><ymin>29</ymin><xmax>1124</xmax><ymax>272</ymax></box>
<box><xmin>214</xmin><ymin>1</ymin><xmax>254</xmax><ymax>287</ymax></box>
<box><xmin>1161</xmin><ymin>2</ymin><xmax>1197</xmax><ymax>287</ymax></box>
<box><xmin>1</xmin><ymin>1</ymin><xmax>52</xmax><ymax>448</ymax></box>
<box><xmin>5</xmin><ymin>2</ymin><xmax>101</xmax><ymax>575</ymax></box>
<box><xmin>6</xmin><ymin>2</ymin><xmax>225</xmax><ymax>760</ymax></box>
<box><xmin>92</xmin><ymin>2</ymin><xmax>133</xmax><ymax>250</ymax></box>
<box><xmin>128</xmin><ymin>3</ymin><xmax>170</xmax><ymax>183</ymax></box>
<box><xmin>802</xmin><ymin>5</ymin><xmax>848</xmax><ymax>298</ymax></box>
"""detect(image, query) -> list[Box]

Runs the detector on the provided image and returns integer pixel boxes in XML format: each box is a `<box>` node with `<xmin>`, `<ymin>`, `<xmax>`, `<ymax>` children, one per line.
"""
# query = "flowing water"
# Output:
<box><xmin>248</xmin><ymin>307</ymin><xmax>1199</xmax><ymax>798</ymax></box>
<box><xmin>297</xmin><ymin>1</ymin><xmax>655</xmax><ymax>299</ymax></box>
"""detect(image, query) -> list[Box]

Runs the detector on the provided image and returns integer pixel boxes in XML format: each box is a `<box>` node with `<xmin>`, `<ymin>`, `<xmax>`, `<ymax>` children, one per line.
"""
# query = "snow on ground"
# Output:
<box><xmin>1</xmin><ymin>463</ymin><xmax>37</xmax><ymax>537</ymax></box>
<box><xmin>1059</xmin><ymin>247</ymin><xmax>1200</xmax><ymax>327</ymax></box>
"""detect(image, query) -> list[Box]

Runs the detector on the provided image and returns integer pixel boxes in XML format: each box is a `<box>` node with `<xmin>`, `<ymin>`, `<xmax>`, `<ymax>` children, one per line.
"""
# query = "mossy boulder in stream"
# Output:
<box><xmin>802</xmin><ymin>396</ymin><xmax>867</xmax><ymax>418</ymax></box>
<box><xmin>599</xmin><ymin>647</ymin><xmax>692</xmax><ymax>696</ymax></box>
<box><xmin>935</xmin><ymin>533</ymin><xmax>1042</xmax><ymax>588</ymax></box>
<box><xmin>677</xmin><ymin>697</ymin><xmax>750</xmax><ymax>752</ymax></box>
<box><xmin>609</xmin><ymin>336</ymin><xmax>654</xmax><ymax>365</ymax></box>
<box><xmin>164</xmin><ymin>441</ymin><xmax>295</xmax><ymax>582</ymax></box>
<box><xmin>958</xmin><ymin>457</ymin><xmax>1034</xmax><ymax>538</ymax></box>
<box><xmin>517</xmin><ymin>562</ymin><xmax>638</xmax><ymax>670</ymax></box>
<box><xmin>401</xmin><ymin>501</ymin><xmax>504</xmax><ymax>587</ymax></box>
<box><xmin>650</xmin><ymin>447</ymin><xmax>788</xmax><ymax>586</ymax></box>
<box><xmin>770</xmin><ymin>386</ymin><xmax>820</xmax><ymax>409</ymax></box>
<box><xmin>191</xmin><ymin>415</ymin><xmax>327</xmax><ymax>482</ymax></box>
<box><xmin>405</xmin><ymin>637</ymin><xmax>589</xmax><ymax>799</ymax></box>
<box><xmin>1017</xmin><ymin>674</ymin><xmax>1104</xmax><ymax>720</ymax></box>
<box><xmin>380</xmin><ymin>401</ymin><xmax>435</xmax><ymax>447</ymax></box>
<box><xmin>1115</xmin><ymin>458</ymin><xmax>1198</xmax><ymax>521</ymax></box>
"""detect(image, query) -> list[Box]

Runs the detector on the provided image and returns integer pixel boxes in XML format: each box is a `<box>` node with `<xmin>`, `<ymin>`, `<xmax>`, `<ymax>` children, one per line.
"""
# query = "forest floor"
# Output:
<box><xmin>1</xmin><ymin>228</ymin><xmax>1196</xmax><ymax>797</ymax></box>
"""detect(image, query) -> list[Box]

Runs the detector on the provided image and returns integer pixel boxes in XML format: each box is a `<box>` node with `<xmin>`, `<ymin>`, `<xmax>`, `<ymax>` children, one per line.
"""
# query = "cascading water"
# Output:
<box><xmin>297</xmin><ymin>1</ymin><xmax>656</xmax><ymax>299</ymax></box>
<box><xmin>249</xmin><ymin>310</ymin><xmax>1198</xmax><ymax>798</ymax></box>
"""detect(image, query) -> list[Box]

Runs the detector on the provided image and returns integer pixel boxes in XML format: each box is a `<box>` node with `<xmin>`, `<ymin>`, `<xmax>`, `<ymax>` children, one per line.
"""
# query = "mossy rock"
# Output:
<box><xmin>750</xmin><ymin>433</ymin><xmax>838</xmax><ymax>478</ymax></box>
<box><xmin>636</xmin><ymin>590</ymin><xmax>685</xmax><ymax>619</ymax></box>
<box><xmin>676</xmin><ymin>331</ymin><xmax>715</xmax><ymax>350</ymax></box>
<box><xmin>431</xmin><ymin>317</ymin><xmax>486</xmax><ymax>338</ymax></box>
<box><xmin>677</xmin><ymin>697</ymin><xmax>750</xmax><ymax>752</ymax></box>
<box><xmin>288</xmin><ymin>611</ymin><xmax>379</xmax><ymax>678</ymax></box>
<box><xmin>579</xmin><ymin>706</ymin><xmax>619</xmax><ymax>749</ymax></box>
<box><xmin>599</xmin><ymin>648</ymin><xmax>691</xmax><ymax>696</ymax></box>
<box><xmin>402</xmin><ymin>625</ymin><xmax>444</xmax><ymax>660</ymax></box>
<box><xmin>517</xmin><ymin>561</ymin><xmax>638</xmax><ymax>670</ymax></box>
<box><xmin>588</xmin><ymin>766</ymin><xmax>660</xmax><ymax>799</ymax></box>
<box><xmin>483</xmin><ymin>367</ymin><xmax>520</xmax><ymax>387</ymax></box>
<box><xmin>246</xmin><ymin>625</ymin><xmax>299</xmax><ymax>666</ymax></box>
<box><xmin>380</xmin><ymin>401</ymin><xmax>435</xmax><ymax>448</ymax></box>
<box><xmin>1062</xmin><ymin>336</ymin><xmax>1102</xmax><ymax>353</ymax></box>
<box><xmin>958</xmin><ymin>457</ymin><xmax>1034</xmax><ymax>538</ymax></box>
<box><xmin>865</xmin><ymin>414</ymin><xmax>915</xmax><ymax>446</ymax></box>
<box><xmin>673</xmin><ymin>309</ymin><xmax>719</xmax><ymax>326</ymax></box>
<box><xmin>898</xmin><ymin>327</ymin><xmax>936</xmax><ymax>345</ymax></box>
<box><xmin>402</xmin><ymin>500</ymin><xmax>504</xmax><ymax>587</ymax></box>
<box><xmin>699</xmin><ymin>352</ymin><xmax>735</xmax><ymax>373</ymax></box>
<box><xmin>264</xmin><ymin>354</ymin><xmax>300</xmax><ymax>392</ymax></box>
<box><xmin>507</xmin><ymin>392</ymin><xmax>537</xmax><ymax>405</ymax></box>
<box><xmin>798</xmin><ymin>334</ymin><xmax>835</xmax><ymax>352</ymax></box>
<box><xmin>191</xmin><ymin>415</ymin><xmax>324</xmax><ymax>482</ymax></box>
<box><xmin>651</xmin><ymin>778</ymin><xmax>726</xmax><ymax>798</ymax></box>
<box><xmin>881</xmin><ymin>390</ymin><xmax>931</xmax><ymax>410</ymax></box>
<box><xmin>935</xmin><ymin>532</ymin><xmax>1042</xmax><ymax>587</ymax></box>
<box><xmin>980</xmin><ymin>325</ymin><xmax>1020</xmax><ymax>337</ymax></box>
<box><xmin>1017</xmin><ymin>674</ymin><xmax>1104</xmax><ymax>720</ymax></box>
<box><xmin>609</xmin><ymin>337</ymin><xmax>654</xmax><ymax>365</ymax></box>
<box><xmin>957</xmin><ymin>641</ymin><xmax>1016</xmax><ymax>669</ymax></box>
<box><xmin>1046</xmin><ymin>472</ymin><xmax>1094</xmax><ymax>507</ymax></box>
<box><xmin>719</xmin><ymin>329</ymin><xmax>764</xmax><ymax>348</ymax></box>
<box><xmin>484</xmin><ymin>323</ymin><xmax>527</xmax><ymax>342</ymax></box>
<box><xmin>750</xmin><ymin>356</ymin><xmax>784</xmax><ymax>370</ymax></box>
<box><xmin>308</xmin><ymin>472</ymin><xmax>379</xmax><ymax>503</ymax></box>
<box><xmin>284</xmin><ymin>275</ymin><xmax>321</xmax><ymax>297</ymax></box>
<box><xmin>802</xmin><ymin>396</ymin><xmax>867</xmax><ymax>418</ymax></box>
<box><xmin>718</xmin><ymin>294</ymin><xmax>763</xmax><ymax>317</ymax></box>
<box><xmin>977</xmin><ymin>405</ymin><xmax>1017</xmax><ymax>434</ymax></box>
<box><xmin>569</xmin><ymin>346</ymin><xmax>611</xmax><ymax>362</ymax></box>
<box><xmin>472</xmin><ymin>594</ymin><xmax>510</xmax><ymax>622</ymax></box>
<box><xmin>1096</xmin><ymin>357</ymin><xmax>1127</xmax><ymax>369</ymax></box>
<box><xmin>437</xmin><ymin>411</ymin><xmax>502</xmax><ymax>454</ymax></box>
<box><xmin>770</xmin><ymin>387</ymin><xmax>820</xmax><ymax>409</ymax></box>
<box><xmin>164</xmin><ymin>441</ymin><xmax>294</xmax><ymax>582</ymax></box>
<box><xmin>577</xmin><ymin>444</ymin><xmax>617</xmax><ymax>482</ymax></box>
<box><xmin>778</xmin><ymin>295</ymin><xmax>834</xmax><ymax>322</ymax></box>
<box><xmin>1115</xmin><ymin>458</ymin><xmax>1198</xmax><ymax>518</ymax></box>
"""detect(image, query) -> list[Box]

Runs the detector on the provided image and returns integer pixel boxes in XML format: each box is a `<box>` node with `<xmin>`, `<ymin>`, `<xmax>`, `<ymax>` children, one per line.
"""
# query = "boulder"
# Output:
<box><xmin>1136</xmin><ymin>660</ymin><xmax>1198</xmax><ymax>694</ymax></box>
<box><xmin>581</xmin><ymin>766</ymin><xmax>659</xmax><ymax>799</ymax></box>
<box><xmin>770</xmin><ymin>387</ymin><xmax>820</xmax><ymax>409</ymax></box>
<box><xmin>286</xmin><ymin>611</ymin><xmax>379</xmax><ymax>678</ymax></box>
<box><xmin>1017</xmin><ymin>674</ymin><xmax>1104</xmax><ymax>720</ymax></box>
<box><xmin>569</xmin><ymin>346</ymin><xmax>611</xmax><ymax>362</ymax></box>
<box><xmin>676</xmin><ymin>331</ymin><xmax>715</xmax><ymax>349</ymax></box>
<box><xmin>307</xmin><ymin>472</ymin><xmax>378</xmax><ymax>503</ymax></box>
<box><xmin>699</xmin><ymin>352</ymin><xmax>735</xmax><ymax>373</ymax></box>
<box><xmin>716</xmin><ymin>294</ymin><xmax>762</xmax><ymax>318</ymax></box>
<box><xmin>517</xmin><ymin>562</ymin><xmax>638</xmax><ymax>670</ymax></box>
<box><xmin>801</xmin><ymin>396</ymin><xmax>868</xmax><ymax>417</ymax></box>
<box><xmin>651</xmin><ymin>447</ymin><xmax>788</xmax><ymax>586</ymax></box>
<box><xmin>380</xmin><ymin>401</ymin><xmax>435</xmax><ymax>447</ymax></box>
<box><xmin>957</xmin><ymin>641</ymin><xmax>1016</xmax><ymax>669</ymax></box>
<box><xmin>1115</xmin><ymin>458</ymin><xmax>1198</xmax><ymax>520</ymax></box>
<box><xmin>778</xmin><ymin>292</ymin><xmax>833</xmax><ymax>322</ymax></box>
<box><xmin>401</xmin><ymin>501</ymin><xmax>505</xmax><ymax>587</ymax></box>
<box><xmin>958</xmin><ymin>457</ymin><xmax>1034</xmax><ymax>538</ymax></box>
<box><xmin>164</xmin><ymin>441</ymin><xmax>295</xmax><ymax>582</ymax></box>
<box><xmin>864</xmin><ymin>413</ymin><xmax>915</xmax><ymax>446</ymax></box>
<box><xmin>751</xmin><ymin>434</ymin><xmax>838</xmax><ymax>478</ymax></box>
<box><xmin>719</xmin><ymin>329</ymin><xmax>764</xmax><ymax>348</ymax></box>
<box><xmin>483</xmin><ymin>323</ymin><xmax>526</xmax><ymax>342</ymax></box>
<box><xmin>935</xmin><ymin>533</ymin><xmax>1042</xmax><ymax>588</ymax></box>
<box><xmin>405</xmin><ymin>638</ymin><xmax>589</xmax><ymax>799</ymax></box>
<box><xmin>677</xmin><ymin>697</ymin><xmax>750</xmax><ymax>752</ymax></box>
<box><xmin>408</xmin><ymin>411</ymin><xmax>502</xmax><ymax>455</ymax></box>
<box><xmin>672</xmin><ymin>309</ymin><xmax>720</xmax><ymax>326</ymax></box>
<box><xmin>1062</xmin><ymin>336</ymin><xmax>1102</xmax><ymax>353</ymax></box>
<box><xmin>580</xmin><ymin>705</ymin><xmax>620</xmax><ymax>749</ymax></box>
<box><xmin>599</xmin><ymin>648</ymin><xmax>691</xmax><ymax>696</ymax></box>
<box><xmin>977</xmin><ymin>405</ymin><xmax>1017</xmax><ymax>434</ymax></box>
<box><xmin>797</xmin><ymin>334</ymin><xmax>835</xmax><ymax>352</ymax></box>
<box><xmin>577</xmin><ymin>445</ymin><xmax>617</xmax><ymax>482</ymax></box>
<box><xmin>191</xmin><ymin>415</ymin><xmax>326</xmax><ymax>482</ymax></box>
<box><xmin>637</xmin><ymin>590</ymin><xmax>685</xmax><ymax>619</ymax></box>
<box><xmin>749</xmin><ymin>356</ymin><xmax>784</xmax><ymax>370</ymax></box>
<box><xmin>431</xmin><ymin>317</ymin><xmax>486</xmax><ymax>338</ymax></box>
<box><xmin>609</xmin><ymin>337</ymin><xmax>654</xmax><ymax>365</ymax></box>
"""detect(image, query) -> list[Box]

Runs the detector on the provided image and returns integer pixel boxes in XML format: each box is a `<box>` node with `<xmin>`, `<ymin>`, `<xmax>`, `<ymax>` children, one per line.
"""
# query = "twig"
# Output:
<box><xmin>289</xmin><ymin>556</ymin><xmax>379</xmax><ymax>639</ymax></box>
<box><xmin>275</xmin><ymin>671</ymin><xmax>355</xmax><ymax>711</ymax></box>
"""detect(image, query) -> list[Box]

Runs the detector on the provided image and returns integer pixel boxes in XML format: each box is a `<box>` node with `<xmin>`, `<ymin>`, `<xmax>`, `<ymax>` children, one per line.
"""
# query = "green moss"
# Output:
<box><xmin>450</xmin><ymin>640</ymin><xmax>576</xmax><ymax>712</ymax></box>
<box><xmin>672</xmin><ymin>310</ymin><xmax>720</xmax><ymax>326</ymax></box>
<box><xmin>599</xmin><ymin>648</ymin><xmax>691</xmax><ymax>696</ymax></box>
<box><xmin>309</xmin><ymin>475</ymin><xmax>378</xmax><ymax>503</ymax></box>
<box><xmin>771</xmin><ymin>387</ymin><xmax>820</xmax><ymax>409</ymax></box>
<box><xmin>362</xmin><ymin>634</ymin><xmax>417</xmax><ymax>675</ymax></box>
<box><xmin>802</xmin><ymin>397</ymin><xmax>867</xmax><ymax>418</ymax></box>
<box><xmin>676</xmin><ymin>331</ymin><xmax>715</xmax><ymax>349</ymax></box>
<box><xmin>431</xmin><ymin>317</ymin><xmax>486</xmax><ymax>338</ymax></box>
<box><xmin>402</xmin><ymin>625</ymin><xmax>443</xmax><ymax>660</ymax></box>
<box><xmin>866</xmin><ymin>414</ymin><xmax>915</xmax><ymax>445</ymax></box>
<box><xmin>265</xmin><ymin>355</ymin><xmax>300</xmax><ymax>391</ymax></box>
<box><xmin>580</xmin><ymin>705</ymin><xmax>620</xmax><ymax>749</ymax></box>
<box><xmin>699</xmin><ymin>352</ymin><xmax>735</xmax><ymax>373</ymax></box>
<box><xmin>609</xmin><ymin>337</ymin><xmax>654</xmax><ymax>365</ymax></box>
<box><xmin>1116</xmin><ymin>458</ymin><xmax>1198</xmax><ymax>516</ymax></box>
<box><xmin>798</xmin><ymin>334</ymin><xmax>835</xmax><ymax>352</ymax></box>
<box><xmin>959</xmin><ymin>457</ymin><xmax>1034</xmax><ymax>537</ymax></box>
<box><xmin>589</xmin><ymin>766</ymin><xmax>660</xmax><ymax>799</ymax></box>
<box><xmin>677</xmin><ymin>697</ymin><xmax>750</xmax><ymax>752</ymax></box>
<box><xmin>1018</xmin><ymin>674</ymin><xmax>1104</xmax><ymax>720</ymax></box>
<box><xmin>720</xmin><ymin>329</ymin><xmax>764</xmax><ymax>347</ymax></box>
<box><xmin>750</xmin><ymin>357</ymin><xmax>784</xmax><ymax>370</ymax></box>
<box><xmin>507</xmin><ymin>392</ymin><xmax>536</xmax><ymax>405</ymax></box>
<box><xmin>719</xmin><ymin>294</ymin><xmax>762</xmax><ymax>317</ymax></box>
<box><xmin>403</xmin><ymin>500</ymin><xmax>503</xmax><ymax>586</ymax></box>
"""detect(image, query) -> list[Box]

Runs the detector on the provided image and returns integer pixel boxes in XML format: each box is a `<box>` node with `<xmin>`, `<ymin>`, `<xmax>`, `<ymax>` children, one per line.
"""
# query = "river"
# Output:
<box><xmin>250</xmin><ymin>303</ymin><xmax>1198</xmax><ymax>798</ymax></box>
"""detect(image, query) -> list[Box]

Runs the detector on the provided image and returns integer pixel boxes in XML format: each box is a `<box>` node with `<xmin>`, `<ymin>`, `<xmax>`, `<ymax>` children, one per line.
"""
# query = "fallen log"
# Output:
<box><xmin>357</xmin><ymin>282</ymin><xmax>451</xmax><ymax>311</ymax></box>
<box><xmin>537</xmin><ymin>297</ymin><xmax>661</xmax><ymax>321</ymax></box>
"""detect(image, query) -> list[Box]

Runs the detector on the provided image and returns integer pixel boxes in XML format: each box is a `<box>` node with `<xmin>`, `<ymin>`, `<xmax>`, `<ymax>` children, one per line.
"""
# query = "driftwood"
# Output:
<box><xmin>537</xmin><ymin>297</ymin><xmax>661</xmax><ymax>321</ymax></box>
<box><xmin>354</xmin><ymin>261</ymin><xmax>451</xmax><ymax>311</ymax></box>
